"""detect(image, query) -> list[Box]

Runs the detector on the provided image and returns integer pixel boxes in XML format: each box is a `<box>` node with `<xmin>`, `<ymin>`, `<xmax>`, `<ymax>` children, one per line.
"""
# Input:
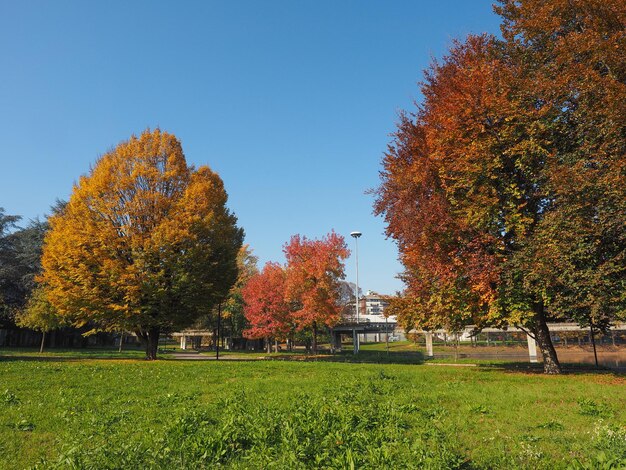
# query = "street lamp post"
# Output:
<box><xmin>350</xmin><ymin>231</ymin><xmax>362</xmax><ymax>323</ymax></box>
<box><xmin>350</xmin><ymin>231</ymin><xmax>362</xmax><ymax>355</ymax></box>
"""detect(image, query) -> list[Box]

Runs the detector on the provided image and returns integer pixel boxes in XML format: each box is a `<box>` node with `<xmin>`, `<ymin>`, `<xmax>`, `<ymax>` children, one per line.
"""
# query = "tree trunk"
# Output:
<box><xmin>216</xmin><ymin>303</ymin><xmax>222</xmax><ymax>360</ymax></box>
<box><xmin>39</xmin><ymin>331</ymin><xmax>46</xmax><ymax>353</ymax></box>
<box><xmin>590</xmin><ymin>322</ymin><xmax>599</xmax><ymax>368</ymax></box>
<box><xmin>532</xmin><ymin>304</ymin><xmax>561</xmax><ymax>374</ymax></box>
<box><xmin>385</xmin><ymin>321</ymin><xmax>389</xmax><ymax>354</ymax></box>
<box><xmin>143</xmin><ymin>327</ymin><xmax>160</xmax><ymax>360</ymax></box>
<box><xmin>118</xmin><ymin>332</ymin><xmax>124</xmax><ymax>353</ymax></box>
<box><xmin>312</xmin><ymin>322</ymin><xmax>318</xmax><ymax>355</ymax></box>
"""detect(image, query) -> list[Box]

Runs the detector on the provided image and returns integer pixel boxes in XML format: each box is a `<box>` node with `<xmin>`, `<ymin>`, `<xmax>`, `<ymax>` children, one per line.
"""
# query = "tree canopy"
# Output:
<box><xmin>242</xmin><ymin>231</ymin><xmax>349</xmax><ymax>353</ymax></box>
<box><xmin>15</xmin><ymin>284</ymin><xmax>65</xmax><ymax>352</ymax></box>
<box><xmin>374</xmin><ymin>0</ymin><xmax>625</xmax><ymax>373</ymax></box>
<box><xmin>41</xmin><ymin>129</ymin><xmax>243</xmax><ymax>359</ymax></box>
<box><xmin>242</xmin><ymin>262</ymin><xmax>290</xmax><ymax>344</ymax></box>
<box><xmin>0</xmin><ymin>209</ymin><xmax>48</xmax><ymax>328</ymax></box>
<box><xmin>283</xmin><ymin>231</ymin><xmax>349</xmax><ymax>352</ymax></box>
<box><xmin>223</xmin><ymin>244</ymin><xmax>259</xmax><ymax>340</ymax></box>
<box><xmin>0</xmin><ymin>208</ymin><xmax>22</xmax><ymax>325</ymax></box>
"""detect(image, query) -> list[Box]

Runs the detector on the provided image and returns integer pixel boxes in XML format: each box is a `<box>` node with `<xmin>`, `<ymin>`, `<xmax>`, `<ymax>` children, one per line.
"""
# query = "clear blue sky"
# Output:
<box><xmin>0</xmin><ymin>1</ymin><xmax>501</xmax><ymax>295</ymax></box>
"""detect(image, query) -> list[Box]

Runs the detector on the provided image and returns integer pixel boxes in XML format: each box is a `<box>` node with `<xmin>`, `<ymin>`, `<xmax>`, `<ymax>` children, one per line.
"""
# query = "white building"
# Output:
<box><xmin>359</xmin><ymin>291</ymin><xmax>393</xmax><ymax>323</ymax></box>
<box><xmin>357</xmin><ymin>291</ymin><xmax>405</xmax><ymax>342</ymax></box>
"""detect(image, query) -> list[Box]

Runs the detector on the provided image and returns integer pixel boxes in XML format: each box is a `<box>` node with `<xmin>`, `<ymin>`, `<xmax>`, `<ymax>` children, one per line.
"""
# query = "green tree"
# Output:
<box><xmin>0</xmin><ymin>210</ymin><xmax>49</xmax><ymax>328</ymax></box>
<box><xmin>16</xmin><ymin>285</ymin><xmax>65</xmax><ymax>353</ymax></box>
<box><xmin>223</xmin><ymin>244</ymin><xmax>259</xmax><ymax>341</ymax></box>
<box><xmin>0</xmin><ymin>208</ymin><xmax>21</xmax><ymax>325</ymax></box>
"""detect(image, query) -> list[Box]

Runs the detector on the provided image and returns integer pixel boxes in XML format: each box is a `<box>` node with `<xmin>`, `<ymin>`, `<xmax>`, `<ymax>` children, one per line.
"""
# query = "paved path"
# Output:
<box><xmin>170</xmin><ymin>352</ymin><xmax>269</xmax><ymax>361</ymax></box>
<box><xmin>425</xmin><ymin>363</ymin><xmax>477</xmax><ymax>367</ymax></box>
<box><xmin>171</xmin><ymin>352</ymin><xmax>213</xmax><ymax>360</ymax></box>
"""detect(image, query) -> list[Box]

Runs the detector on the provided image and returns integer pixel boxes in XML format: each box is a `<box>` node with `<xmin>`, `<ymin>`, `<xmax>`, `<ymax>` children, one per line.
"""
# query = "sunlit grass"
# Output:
<box><xmin>0</xmin><ymin>353</ymin><xmax>624</xmax><ymax>469</ymax></box>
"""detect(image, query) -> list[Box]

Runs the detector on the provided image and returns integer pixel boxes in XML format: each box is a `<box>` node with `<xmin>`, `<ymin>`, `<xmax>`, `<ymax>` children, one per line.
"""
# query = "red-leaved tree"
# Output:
<box><xmin>374</xmin><ymin>0</ymin><xmax>625</xmax><ymax>374</ymax></box>
<box><xmin>242</xmin><ymin>262</ymin><xmax>291</xmax><ymax>352</ymax></box>
<box><xmin>284</xmin><ymin>232</ymin><xmax>349</xmax><ymax>353</ymax></box>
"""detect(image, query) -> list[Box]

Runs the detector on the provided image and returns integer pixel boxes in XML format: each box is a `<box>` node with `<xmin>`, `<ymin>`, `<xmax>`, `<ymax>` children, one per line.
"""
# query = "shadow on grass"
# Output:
<box><xmin>487</xmin><ymin>361</ymin><xmax>626</xmax><ymax>375</ymax></box>
<box><xmin>205</xmin><ymin>349</ymin><xmax>427</xmax><ymax>365</ymax></box>
<box><xmin>0</xmin><ymin>355</ymin><xmax>146</xmax><ymax>362</ymax></box>
<box><xmin>2</xmin><ymin>347</ymin><xmax>623</xmax><ymax>376</ymax></box>
<box><xmin>0</xmin><ymin>347</ymin><xmax>149</xmax><ymax>361</ymax></box>
<box><xmin>321</xmin><ymin>350</ymin><xmax>426</xmax><ymax>364</ymax></box>
<box><xmin>174</xmin><ymin>348</ymin><xmax>427</xmax><ymax>365</ymax></box>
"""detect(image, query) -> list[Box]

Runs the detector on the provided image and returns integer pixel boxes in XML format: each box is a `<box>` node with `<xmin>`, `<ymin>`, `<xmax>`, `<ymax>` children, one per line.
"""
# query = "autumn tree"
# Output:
<box><xmin>284</xmin><ymin>232</ymin><xmax>349</xmax><ymax>353</ymax></box>
<box><xmin>374</xmin><ymin>0</ymin><xmax>625</xmax><ymax>374</ymax></box>
<box><xmin>242</xmin><ymin>262</ymin><xmax>290</xmax><ymax>352</ymax></box>
<box><xmin>385</xmin><ymin>292</ymin><xmax>437</xmax><ymax>334</ymax></box>
<box><xmin>374</xmin><ymin>35</ymin><xmax>561</xmax><ymax>369</ymax></box>
<box><xmin>497</xmin><ymin>0</ymin><xmax>626</xmax><ymax>359</ymax></box>
<box><xmin>41</xmin><ymin>129</ymin><xmax>243</xmax><ymax>359</ymax></box>
<box><xmin>16</xmin><ymin>285</ymin><xmax>65</xmax><ymax>353</ymax></box>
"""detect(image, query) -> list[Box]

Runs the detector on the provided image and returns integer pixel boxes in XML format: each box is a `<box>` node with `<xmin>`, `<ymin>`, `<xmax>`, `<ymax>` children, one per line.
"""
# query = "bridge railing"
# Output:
<box><xmin>340</xmin><ymin>315</ymin><xmax>372</xmax><ymax>324</ymax></box>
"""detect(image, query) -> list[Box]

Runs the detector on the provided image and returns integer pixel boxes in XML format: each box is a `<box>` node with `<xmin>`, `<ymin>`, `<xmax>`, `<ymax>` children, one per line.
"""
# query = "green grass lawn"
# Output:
<box><xmin>0</xmin><ymin>351</ymin><xmax>624</xmax><ymax>469</ymax></box>
<box><xmin>0</xmin><ymin>347</ymin><xmax>149</xmax><ymax>360</ymax></box>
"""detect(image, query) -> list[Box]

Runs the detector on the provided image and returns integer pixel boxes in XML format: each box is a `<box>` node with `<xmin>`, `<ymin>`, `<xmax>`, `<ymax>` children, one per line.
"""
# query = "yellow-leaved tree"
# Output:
<box><xmin>41</xmin><ymin>129</ymin><xmax>243</xmax><ymax>359</ymax></box>
<box><xmin>16</xmin><ymin>285</ymin><xmax>65</xmax><ymax>353</ymax></box>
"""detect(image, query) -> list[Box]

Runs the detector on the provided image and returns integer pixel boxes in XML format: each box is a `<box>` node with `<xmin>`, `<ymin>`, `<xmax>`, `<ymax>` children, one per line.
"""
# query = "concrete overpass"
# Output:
<box><xmin>172</xmin><ymin>322</ymin><xmax>398</xmax><ymax>353</ymax></box>
<box><xmin>331</xmin><ymin>320</ymin><xmax>396</xmax><ymax>354</ymax></box>
<box><xmin>171</xmin><ymin>330</ymin><xmax>213</xmax><ymax>350</ymax></box>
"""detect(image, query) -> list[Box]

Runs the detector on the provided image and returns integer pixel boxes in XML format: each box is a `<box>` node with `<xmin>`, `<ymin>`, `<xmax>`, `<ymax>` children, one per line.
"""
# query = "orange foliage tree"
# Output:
<box><xmin>242</xmin><ymin>262</ymin><xmax>290</xmax><ymax>352</ymax></box>
<box><xmin>497</xmin><ymin>0</ymin><xmax>626</xmax><ymax>358</ymax></box>
<box><xmin>41</xmin><ymin>129</ymin><xmax>243</xmax><ymax>359</ymax></box>
<box><xmin>375</xmin><ymin>0</ymin><xmax>625</xmax><ymax>373</ymax></box>
<box><xmin>284</xmin><ymin>232</ymin><xmax>349</xmax><ymax>353</ymax></box>
<box><xmin>375</xmin><ymin>34</ymin><xmax>554</xmax><ymax>359</ymax></box>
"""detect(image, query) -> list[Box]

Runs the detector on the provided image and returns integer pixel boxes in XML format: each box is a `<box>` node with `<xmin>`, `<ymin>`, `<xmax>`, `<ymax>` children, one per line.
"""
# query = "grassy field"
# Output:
<box><xmin>1</xmin><ymin>350</ymin><xmax>625</xmax><ymax>469</ymax></box>
<box><xmin>194</xmin><ymin>340</ymin><xmax>624</xmax><ymax>370</ymax></box>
